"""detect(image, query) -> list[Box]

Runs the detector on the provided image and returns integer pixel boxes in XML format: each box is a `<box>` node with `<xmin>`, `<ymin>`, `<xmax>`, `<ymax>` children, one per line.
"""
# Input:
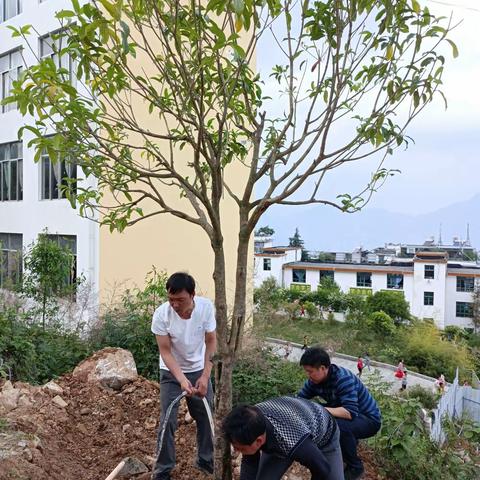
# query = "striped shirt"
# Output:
<box><xmin>298</xmin><ymin>364</ymin><xmax>381</xmax><ymax>422</ymax></box>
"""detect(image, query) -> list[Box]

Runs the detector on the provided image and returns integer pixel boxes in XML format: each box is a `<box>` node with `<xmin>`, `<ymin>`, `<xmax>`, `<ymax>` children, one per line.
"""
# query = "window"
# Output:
<box><xmin>0</xmin><ymin>0</ymin><xmax>22</xmax><ymax>23</ymax></box>
<box><xmin>424</xmin><ymin>291</ymin><xmax>434</xmax><ymax>306</ymax></box>
<box><xmin>319</xmin><ymin>270</ymin><xmax>334</xmax><ymax>283</ymax></box>
<box><xmin>40</xmin><ymin>149</ymin><xmax>76</xmax><ymax>200</ymax></box>
<box><xmin>356</xmin><ymin>272</ymin><xmax>372</xmax><ymax>288</ymax></box>
<box><xmin>263</xmin><ymin>258</ymin><xmax>271</xmax><ymax>271</ymax></box>
<box><xmin>456</xmin><ymin>302</ymin><xmax>473</xmax><ymax>318</ymax></box>
<box><xmin>0</xmin><ymin>49</ymin><xmax>22</xmax><ymax>112</ymax></box>
<box><xmin>0</xmin><ymin>232</ymin><xmax>22</xmax><ymax>288</ymax></box>
<box><xmin>456</xmin><ymin>276</ymin><xmax>474</xmax><ymax>292</ymax></box>
<box><xmin>45</xmin><ymin>234</ymin><xmax>77</xmax><ymax>285</ymax></box>
<box><xmin>292</xmin><ymin>269</ymin><xmax>306</xmax><ymax>283</ymax></box>
<box><xmin>424</xmin><ymin>265</ymin><xmax>435</xmax><ymax>279</ymax></box>
<box><xmin>0</xmin><ymin>141</ymin><xmax>22</xmax><ymax>201</ymax></box>
<box><xmin>387</xmin><ymin>273</ymin><xmax>403</xmax><ymax>290</ymax></box>
<box><xmin>40</xmin><ymin>31</ymin><xmax>74</xmax><ymax>82</ymax></box>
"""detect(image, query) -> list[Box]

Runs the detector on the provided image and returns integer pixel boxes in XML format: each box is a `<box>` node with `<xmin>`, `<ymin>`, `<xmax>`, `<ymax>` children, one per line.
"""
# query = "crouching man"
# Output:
<box><xmin>298</xmin><ymin>347</ymin><xmax>381</xmax><ymax>480</ymax></box>
<box><xmin>223</xmin><ymin>396</ymin><xmax>344</xmax><ymax>480</ymax></box>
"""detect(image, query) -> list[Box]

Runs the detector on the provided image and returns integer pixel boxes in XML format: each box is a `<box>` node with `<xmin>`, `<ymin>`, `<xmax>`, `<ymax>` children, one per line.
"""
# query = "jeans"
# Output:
<box><xmin>152</xmin><ymin>369</ymin><xmax>214</xmax><ymax>478</ymax></box>
<box><xmin>336</xmin><ymin>415</ymin><xmax>381</xmax><ymax>470</ymax></box>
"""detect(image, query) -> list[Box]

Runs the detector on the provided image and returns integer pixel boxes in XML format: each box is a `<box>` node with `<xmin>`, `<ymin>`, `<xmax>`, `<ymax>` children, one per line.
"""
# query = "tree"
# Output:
<box><xmin>289</xmin><ymin>227</ymin><xmax>305</xmax><ymax>248</ymax></box>
<box><xmin>472</xmin><ymin>285</ymin><xmax>480</xmax><ymax>334</ymax></box>
<box><xmin>8</xmin><ymin>1</ymin><xmax>455</xmax><ymax>477</ymax></box>
<box><xmin>255</xmin><ymin>225</ymin><xmax>275</xmax><ymax>236</ymax></box>
<box><xmin>368</xmin><ymin>290</ymin><xmax>410</xmax><ymax>324</ymax></box>
<box><xmin>22</xmin><ymin>233</ymin><xmax>78</xmax><ymax>329</ymax></box>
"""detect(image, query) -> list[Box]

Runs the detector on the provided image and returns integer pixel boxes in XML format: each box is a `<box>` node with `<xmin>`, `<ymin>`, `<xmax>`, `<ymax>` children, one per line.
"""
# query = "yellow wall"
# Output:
<box><xmin>98</xmin><ymin>19</ymin><xmax>254</xmax><ymax>309</ymax></box>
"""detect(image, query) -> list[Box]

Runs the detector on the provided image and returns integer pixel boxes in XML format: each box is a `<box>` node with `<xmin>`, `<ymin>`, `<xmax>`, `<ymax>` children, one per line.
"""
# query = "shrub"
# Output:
<box><xmin>303</xmin><ymin>301</ymin><xmax>318</xmax><ymax>319</ymax></box>
<box><xmin>366</xmin><ymin>311</ymin><xmax>396</xmax><ymax>336</ymax></box>
<box><xmin>368</xmin><ymin>290</ymin><xmax>410</xmax><ymax>324</ymax></box>
<box><xmin>402</xmin><ymin>384</ymin><xmax>438</xmax><ymax>410</ymax></box>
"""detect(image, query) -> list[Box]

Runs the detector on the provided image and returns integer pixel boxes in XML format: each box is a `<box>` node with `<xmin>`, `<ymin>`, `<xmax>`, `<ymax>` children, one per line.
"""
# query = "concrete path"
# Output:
<box><xmin>267</xmin><ymin>338</ymin><xmax>438</xmax><ymax>392</ymax></box>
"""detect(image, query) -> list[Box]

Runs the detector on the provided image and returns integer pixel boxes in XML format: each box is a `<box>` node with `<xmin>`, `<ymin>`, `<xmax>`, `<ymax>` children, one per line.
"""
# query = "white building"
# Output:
<box><xmin>254</xmin><ymin>235</ymin><xmax>302</xmax><ymax>287</ymax></box>
<box><xmin>281</xmin><ymin>251</ymin><xmax>480</xmax><ymax>329</ymax></box>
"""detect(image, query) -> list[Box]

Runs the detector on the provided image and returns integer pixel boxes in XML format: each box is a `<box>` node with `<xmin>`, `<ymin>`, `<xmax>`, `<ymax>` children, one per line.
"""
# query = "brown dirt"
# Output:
<box><xmin>0</xmin><ymin>370</ymin><xmax>381</xmax><ymax>480</ymax></box>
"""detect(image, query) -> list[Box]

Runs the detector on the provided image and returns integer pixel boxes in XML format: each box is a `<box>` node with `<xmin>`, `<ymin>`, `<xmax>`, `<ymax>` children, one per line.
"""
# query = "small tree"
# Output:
<box><xmin>22</xmin><ymin>234</ymin><xmax>77</xmax><ymax>329</ymax></box>
<box><xmin>289</xmin><ymin>228</ymin><xmax>305</xmax><ymax>248</ymax></box>
<box><xmin>368</xmin><ymin>290</ymin><xmax>410</xmax><ymax>324</ymax></box>
<box><xmin>472</xmin><ymin>285</ymin><xmax>480</xmax><ymax>334</ymax></box>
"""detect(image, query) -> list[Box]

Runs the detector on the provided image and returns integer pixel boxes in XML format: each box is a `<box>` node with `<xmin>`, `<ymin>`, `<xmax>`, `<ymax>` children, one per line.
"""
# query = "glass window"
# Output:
<box><xmin>387</xmin><ymin>273</ymin><xmax>404</xmax><ymax>289</ymax></box>
<box><xmin>0</xmin><ymin>141</ymin><xmax>22</xmax><ymax>201</ymax></box>
<box><xmin>0</xmin><ymin>232</ymin><xmax>22</xmax><ymax>288</ymax></box>
<box><xmin>356</xmin><ymin>272</ymin><xmax>372</xmax><ymax>288</ymax></box>
<box><xmin>40</xmin><ymin>149</ymin><xmax>76</xmax><ymax>200</ymax></box>
<box><xmin>40</xmin><ymin>31</ymin><xmax>74</xmax><ymax>82</ymax></box>
<box><xmin>292</xmin><ymin>269</ymin><xmax>306</xmax><ymax>283</ymax></box>
<box><xmin>424</xmin><ymin>291</ymin><xmax>434</xmax><ymax>306</ymax></box>
<box><xmin>424</xmin><ymin>265</ymin><xmax>435</xmax><ymax>279</ymax></box>
<box><xmin>456</xmin><ymin>302</ymin><xmax>473</xmax><ymax>318</ymax></box>
<box><xmin>0</xmin><ymin>49</ymin><xmax>23</xmax><ymax>112</ymax></box>
<box><xmin>44</xmin><ymin>234</ymin><xmax>77</xmax><ymax>285</ymax></box>
<box><xmin>319</xmin><ymin>270</ymin><xmax>334</xmax><ymax>283</ymax></box>
<box><xmin>263</xmin><ymin>258</ymin><xmax>271</xmax><ymax>271</ymax></box>
<box><xmin>456</xmin><ymin>276</ymin><xmax>474</xmax><ymax>292</ymax></box>
<box><xmin>0</xmin><ymin>0</ymin><xmax>22</xmax><ymax>22</ymax></box>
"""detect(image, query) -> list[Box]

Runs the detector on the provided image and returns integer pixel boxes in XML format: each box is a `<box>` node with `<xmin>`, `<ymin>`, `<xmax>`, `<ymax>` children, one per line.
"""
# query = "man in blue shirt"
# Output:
<box><xmin>298</xmin><ymin>347</ymin><xmax>381</xmax><ymax>480</ymax></box>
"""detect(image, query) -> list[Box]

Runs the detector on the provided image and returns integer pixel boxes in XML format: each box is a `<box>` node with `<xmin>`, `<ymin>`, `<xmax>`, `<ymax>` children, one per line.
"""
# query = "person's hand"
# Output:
<box><xmin>194</xmin><ymin>375</ymin><xmax>209</xmax><ymax>398</ymax></box>
<box><xmin>180</xmin><ymin>378</ymin><xmax>195</xmax><ymax>396</ymax></box>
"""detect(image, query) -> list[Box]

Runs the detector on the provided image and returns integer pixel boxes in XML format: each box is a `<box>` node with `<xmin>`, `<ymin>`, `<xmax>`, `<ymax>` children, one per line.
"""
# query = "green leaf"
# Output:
<box><xmin>446</xmin><ymin>39</ymin><xmax>459</xmax><ymax>58</ymax></box>
<box><xmin>412</xmin><ymin>0</ymin><xmax>421</xmax><ymax>14</ymax></box>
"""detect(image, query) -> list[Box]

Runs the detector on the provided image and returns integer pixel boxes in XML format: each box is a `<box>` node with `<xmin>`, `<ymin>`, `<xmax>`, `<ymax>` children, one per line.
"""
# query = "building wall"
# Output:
<box><xmin>0</xmin><ymin>0</ymin><xmax>99</xmax><ymax>296</ymax></box>
<box><xmin>411</xmin><ymin>261</ymin><xmax>447</xmax><ymax>328</ymax></box>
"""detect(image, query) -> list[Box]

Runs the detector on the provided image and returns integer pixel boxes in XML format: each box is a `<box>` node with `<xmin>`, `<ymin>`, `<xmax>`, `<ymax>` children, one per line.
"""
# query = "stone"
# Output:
<box><xmin>184</xmin><ymin>411</ymin><xmax>194</xmax><ymax>424</ymax></box>
<box><xmin>52</xmin><ymin>395</ymin><xmax>68</xmax><ymax>408</ymax></box>
<box><xmin>42</xmin><ymin>381</ymin><xmax>64</xmax><ymax>395</ymax></box>
<box><xmin>144</xmin><ymin>417</ymin><xmax>157</xmax><ymax>430</ymax></box>
<box><xmin>139</xmin><ymin>398</ymin><xmax>153</xmax><ymax>407</ymax></box>
<box><xmin>0</xmin><ymin>381</ymin><xmax>21</xmax><ymax>412</ymax></box>
<box><xmin>72</xmin><ymin>348</ymin><xmax>138</xmax><ymax>391</ymax></box>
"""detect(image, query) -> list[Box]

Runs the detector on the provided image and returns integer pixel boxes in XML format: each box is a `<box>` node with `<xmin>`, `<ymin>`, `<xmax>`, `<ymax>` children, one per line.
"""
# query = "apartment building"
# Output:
<box><xmin>0</xmin><ymin>1</ymin><xmax>250</xmax><ymax>305</ymax></box>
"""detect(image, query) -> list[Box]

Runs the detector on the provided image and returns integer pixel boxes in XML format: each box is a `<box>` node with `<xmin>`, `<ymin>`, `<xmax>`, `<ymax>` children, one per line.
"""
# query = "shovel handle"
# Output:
<box><xmin>104</xmin><ymin>460</ymin><xmax>126</xmax><ymax>480</ymax></box>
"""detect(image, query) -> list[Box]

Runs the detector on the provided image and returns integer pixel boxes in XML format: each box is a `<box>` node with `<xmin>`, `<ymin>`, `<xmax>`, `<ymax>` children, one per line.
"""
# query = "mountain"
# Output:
<box><xmin>259</xmin><ymin>194</ymin><xmax>480</xmax><ymax>251</ymax></box>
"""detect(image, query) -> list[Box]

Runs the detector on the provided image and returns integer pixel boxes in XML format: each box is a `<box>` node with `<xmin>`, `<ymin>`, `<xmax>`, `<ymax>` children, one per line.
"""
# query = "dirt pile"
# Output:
<box><xmin>0</xmin><ymin>348</ymin><xmax>379</xmax><ymax>480</ymax></box>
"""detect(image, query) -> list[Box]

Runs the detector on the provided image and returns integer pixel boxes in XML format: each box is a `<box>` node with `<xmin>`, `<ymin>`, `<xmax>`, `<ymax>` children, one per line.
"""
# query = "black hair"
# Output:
<box><xmin>166</xmin><ymin>272</ymin><xmax>196</xmax><ymax>295</ymax></box>
<box><xmin>222</xmin><ymin>405</ymin><xmax>266</xmax><ymax>445</ymax></box>
<box><xmin>299</xmin><ymin>346</ymin><xmax>331</xmax><ymax>368</ymax></box>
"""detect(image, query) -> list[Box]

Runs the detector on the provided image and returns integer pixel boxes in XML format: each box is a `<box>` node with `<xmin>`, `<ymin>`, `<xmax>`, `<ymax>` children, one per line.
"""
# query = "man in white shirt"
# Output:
<box><xmin>151</xmin><ymin>272</ymin><xmax>217</xmax><ymax>480</ymax></box>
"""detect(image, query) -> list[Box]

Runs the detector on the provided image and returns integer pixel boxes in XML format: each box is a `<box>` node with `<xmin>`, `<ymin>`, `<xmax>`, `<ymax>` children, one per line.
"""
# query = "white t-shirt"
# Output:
<box><xmin>151</xmin><ymin>296</ymin><xmax>216</xmax><ymax>373</ymax></box>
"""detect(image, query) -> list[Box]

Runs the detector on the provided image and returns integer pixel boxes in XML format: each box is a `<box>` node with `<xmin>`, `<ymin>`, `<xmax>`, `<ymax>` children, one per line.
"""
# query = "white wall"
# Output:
<box><xmin>444</xmin><ymin>276</ymin><xmax>476</xmax><ymax>328</ymax></box>
<box><xmin>0</xmin><ymin>0</ymin><xmax>99</xmax><ymax>294</ymax></box>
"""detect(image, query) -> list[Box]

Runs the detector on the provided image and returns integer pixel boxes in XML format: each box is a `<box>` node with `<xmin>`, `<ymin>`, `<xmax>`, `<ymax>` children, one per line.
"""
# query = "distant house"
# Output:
<box><xmin>282</xmin><ymin>251</ymin><xmax>480</xmax><ymax>329</ymax></box>
<box><xmin>254</xmin><ymin>235</ymin><xmax>302</xmax><ymax>287</ymax></box>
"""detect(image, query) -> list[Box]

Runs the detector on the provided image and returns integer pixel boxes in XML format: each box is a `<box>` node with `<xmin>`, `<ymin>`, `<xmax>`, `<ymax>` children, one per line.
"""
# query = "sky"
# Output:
<box><xmin>256</xmin><ymin>0</ymin><xmax>480</xmax><ymax>217</ymax></box>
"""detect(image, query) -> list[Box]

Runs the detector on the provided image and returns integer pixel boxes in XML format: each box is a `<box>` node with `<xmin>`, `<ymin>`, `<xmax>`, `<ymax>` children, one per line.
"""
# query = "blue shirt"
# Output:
<box><xmin>298</xmin><ymin>364</ymin><xmax>381</xmax><ymax>422</ymax></box>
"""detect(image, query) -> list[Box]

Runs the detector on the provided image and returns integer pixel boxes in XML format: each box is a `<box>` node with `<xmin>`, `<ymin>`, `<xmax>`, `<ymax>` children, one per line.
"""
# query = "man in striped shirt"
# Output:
<box><xmin>223</xmin><ymin>396</ymin><xmax>344</xmax><ymax>480</ymax></box>
<box><xmin>298</xmin><ymin>347</ymin><xmax>381</xmax><ymax>480</ymax></box>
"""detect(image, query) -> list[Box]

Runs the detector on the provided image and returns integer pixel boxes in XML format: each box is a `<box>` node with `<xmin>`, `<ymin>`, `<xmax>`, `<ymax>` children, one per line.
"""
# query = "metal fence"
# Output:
<box><xmin>430</xmin><ymin>368</ymin><xmax>480</xmax><ymax>444</ymax></box>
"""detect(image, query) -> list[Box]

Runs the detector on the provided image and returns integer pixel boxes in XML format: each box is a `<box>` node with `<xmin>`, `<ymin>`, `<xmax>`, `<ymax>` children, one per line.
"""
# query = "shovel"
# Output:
<box><xmin>104</xmin><ymin>456</ymin><xmax>148</xmax><ymax>480</ymax></box>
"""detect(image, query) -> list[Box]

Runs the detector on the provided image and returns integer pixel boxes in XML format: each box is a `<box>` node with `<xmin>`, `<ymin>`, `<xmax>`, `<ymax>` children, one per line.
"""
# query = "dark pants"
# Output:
<box><xmin>152</xmin><ymin>369</ymin><xmax>214</xmax><ymax>478</ymax></box>
<box><xmin>336</xmin><ymin>415</ymin><xmax>381</xmax><ymax>470</ymax></box>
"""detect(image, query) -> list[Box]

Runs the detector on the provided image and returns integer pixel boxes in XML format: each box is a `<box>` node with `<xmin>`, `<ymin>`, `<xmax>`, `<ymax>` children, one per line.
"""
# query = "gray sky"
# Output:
<box><xmin>257</xmin><ymin>0</ymin><xmax>480</xmax><ymax>216</ymax></box>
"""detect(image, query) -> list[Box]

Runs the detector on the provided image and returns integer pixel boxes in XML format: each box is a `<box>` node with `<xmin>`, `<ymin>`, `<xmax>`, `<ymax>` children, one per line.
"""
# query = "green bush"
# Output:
<box><xmin>402</xmin><ymin>384</ymin><xmax>439</xmax><ymax>410</ymax></box>
<box><xmin>367</xmin><ymin>290</ymin><xmax>410</xmax><ymax>324</ymax></box>
<box><xmin>366</xmin><ymin>311</ymin><xmax>396</xmax><ymax>336</ymax></box>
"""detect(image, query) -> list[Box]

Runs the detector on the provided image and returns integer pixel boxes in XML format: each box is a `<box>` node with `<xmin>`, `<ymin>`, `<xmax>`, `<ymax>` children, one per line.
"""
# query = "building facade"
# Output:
<box><xmin>282</xmin><ymin>252</ymin><xmax>480</xmax><ymax>329</ymax></box>
<box><xmin>0</xmin><ymin>1</ymin><xmax>251</xmax><ymax>309</ymax></box>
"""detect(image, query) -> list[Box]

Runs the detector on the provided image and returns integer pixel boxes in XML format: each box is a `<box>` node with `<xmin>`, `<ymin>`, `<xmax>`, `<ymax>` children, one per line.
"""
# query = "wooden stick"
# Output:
<box><xmin>104</xmin><ymin>460</ymin><xmax>126</xmax><ymax>480</ymax></box>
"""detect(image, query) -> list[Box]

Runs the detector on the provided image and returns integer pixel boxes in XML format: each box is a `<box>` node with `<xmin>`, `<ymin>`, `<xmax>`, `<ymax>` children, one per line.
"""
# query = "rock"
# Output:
<box><xmin>184</xmin><ymin>411</ymin><xmax>194</xmax><ymax>424</ymax></box>
<box><xmin>144</xmin><ymin>417</ymin><xmax>157</xmax><ymax>430</ymax></box>
<box><xmin>139</xmin><ymin>398</ymin><xmax>153</xmax><ymax>407</ymax></box>
<box><xmin>115</xmin><ymin>457</ymin><xmax>148</xmax><ymax>478</ymax></box>
<box><xmin>122</xmin><ymin>424</ymin><xmax>131</xmax><ymax>433</ymax></box>
<box><xmin>23</xmin><ymin>448</ymin><xmax>33</xmax><ymax>462</ymax></box>
<box><xmin>17</xmin><ymin>394</ymin><xmax>33</xmax><ymax>408</ymax></box>
<box><xmin>72</xmin><ymin>348</ymin><xmax>138</xmax><ymax>391</ymax></box>
<box><xmin>52</xmin><ymin>395</ymin><xmax>68</xmax><ymax>408</ymax></box>
<box><xmin>0</xmin><ymin>381</ymin><xmax>21</xmax><ymax>412</ymax></box>
<box><xmin>42</xmin><ymin>381</ymin><xmax>64</xmax><ymax>395</ymax></box>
